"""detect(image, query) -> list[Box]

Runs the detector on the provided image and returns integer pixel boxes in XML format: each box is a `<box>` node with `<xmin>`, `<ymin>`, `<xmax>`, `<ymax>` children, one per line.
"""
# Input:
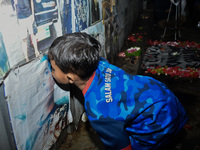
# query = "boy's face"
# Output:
<box><xmin>50</xmin><ymin>60</ymin><xmax>69</xmax><ymax>84</ymax></box>
<box><xmin>50</xmin><ymin>60</ymin><xmax>87</xmax><ymax>90</ymax></box>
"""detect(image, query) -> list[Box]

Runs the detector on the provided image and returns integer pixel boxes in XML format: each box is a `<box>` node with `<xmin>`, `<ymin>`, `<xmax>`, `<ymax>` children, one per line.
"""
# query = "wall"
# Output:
<box><xmin>0</xmin><ymin>0</ymin><xmax>142</xmax><ymax>149</ymax></box>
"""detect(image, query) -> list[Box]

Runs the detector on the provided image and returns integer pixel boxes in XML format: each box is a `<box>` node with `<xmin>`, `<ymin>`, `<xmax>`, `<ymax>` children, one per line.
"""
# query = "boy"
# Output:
<box><xmin>48</xmin><ymin>32</ymin><xmax>187</xmax><ymax>150</ymax></box>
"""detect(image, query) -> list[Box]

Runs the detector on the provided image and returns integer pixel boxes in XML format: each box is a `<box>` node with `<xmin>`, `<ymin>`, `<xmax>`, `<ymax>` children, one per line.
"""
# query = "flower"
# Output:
<box><xmin>145</xmin><ymin>66</ymin><xmax>200</xmax><ymax>79</ymax></box>
<box><xmin>118</xmin><ymin>52</ymin><xmax>126</xmax><ymax>57</ymax></box>
<box><xmin>147</xmin><ymin>40</ymin><xmax>200</xmax><ymax>49</ymax></box>
<box><xmin>126</xmin><ymin>47</ymin><xmax>140</xmax><ymax>53</ymax></box>
<box><xmin>125</xmin><ymin>47</ymin><xmax>141</xmax><ymax>57</ymax></box>
<box><xmin>127</xmin><ymin>33</ymin><xmax>145</xmax><ymax>42</ymax></box>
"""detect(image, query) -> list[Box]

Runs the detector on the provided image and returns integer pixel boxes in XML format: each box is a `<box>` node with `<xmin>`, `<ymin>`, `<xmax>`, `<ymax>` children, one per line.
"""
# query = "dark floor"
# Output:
<box><xmin>59</xmin><ymin>4</ymin><xmax>200</xmax><ymax>150</ymax></box>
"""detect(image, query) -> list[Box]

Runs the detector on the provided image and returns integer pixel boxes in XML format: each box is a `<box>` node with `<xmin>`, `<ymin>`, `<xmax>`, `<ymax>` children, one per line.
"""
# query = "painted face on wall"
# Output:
<box><xmin>50</xmin><ymin>60</ymin><xmax>69</xmax><ymax>84</ymax></box>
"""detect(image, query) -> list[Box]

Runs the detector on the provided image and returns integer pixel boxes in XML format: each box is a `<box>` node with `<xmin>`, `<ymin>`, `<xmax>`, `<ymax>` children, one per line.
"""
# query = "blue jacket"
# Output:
<box><xmin>82</xmin><ymin>57</ymin><xmax>187</xmax><ymax>150</ymax></box>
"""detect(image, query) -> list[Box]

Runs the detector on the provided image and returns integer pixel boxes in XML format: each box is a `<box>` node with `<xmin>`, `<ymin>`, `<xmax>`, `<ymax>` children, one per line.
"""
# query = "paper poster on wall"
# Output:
<box><xmin>0</xmin><ymin>31</ymin><xmax>10</xmax><ymax>79</ymax></box>
<box><xmin>74</xmin><ymin>0</ymin><xmax>88</xmax><ymax>32</ymax></box>
<box><xmin>12</xmin><ymin>0</ymin><xmax>41</xmax><ymax>62</ymax></box>
<box><xmin>4</xmin><ymin>56</ymin><xmax>70</xmax><ymax>150</ymax></box>
<box><xmin>33</xmin><ymin>0</ymin><xmax>62</xmax><ymax>53</ymax></box>
<box><xmin>0</xmin><ymin>0</ymin><xmax>63</xmax><ymax>77</ymax></box>
<box><xmin>0</xmin><ymin>1</ymin><xmax>25</xmax><ymax>67</ymax></box>
<box><xmin>33</xmin><ymin>0</ymin><xmax>58</xmax><ymax>26</ymax></box>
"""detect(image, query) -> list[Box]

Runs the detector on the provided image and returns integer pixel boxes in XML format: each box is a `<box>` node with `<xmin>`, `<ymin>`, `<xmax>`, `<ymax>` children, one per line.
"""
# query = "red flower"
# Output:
<box><xmin>138</xmin><ymin>35</ymin><xmax>143</xmax><ymax>39</ymax></box>
<box><xmin>193</xmin><ymin>72</ymin><xmax>199</xmax><ymax>78</ymax></box>
<box><xmin>147</xmin><ymin>68</ymin><xmax>152</xmax><ymax>73</ymax></box>
<box><xmin>151</xmin><ymin>70</ymin><xmax>157</xmax><ymax>74</ymax></box>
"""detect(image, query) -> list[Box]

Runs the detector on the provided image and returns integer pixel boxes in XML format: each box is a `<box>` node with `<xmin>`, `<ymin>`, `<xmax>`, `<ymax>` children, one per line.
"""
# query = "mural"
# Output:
<box><xmin>4</xmin><ymin>56</ymin><xmax>70</xmax><ymax>150</ymax></box>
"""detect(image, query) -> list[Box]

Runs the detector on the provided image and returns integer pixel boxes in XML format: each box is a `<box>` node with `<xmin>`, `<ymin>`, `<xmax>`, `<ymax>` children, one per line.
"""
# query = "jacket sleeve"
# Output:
<box><xmin>89</xmin><ymin>119</ymin><xmax>132</xmax><ymax>150</ymax></box>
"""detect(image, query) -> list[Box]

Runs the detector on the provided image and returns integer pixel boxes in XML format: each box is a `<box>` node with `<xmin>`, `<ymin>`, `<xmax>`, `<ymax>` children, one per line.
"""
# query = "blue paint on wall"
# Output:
<box><xmin>14</xmin><ymin>114</ymin><xmax>26</xmax><ymax>121</ymax></box>
<box><xmin>0</xmin><ymin>31</ymin><xmax>10</xmax><ymax>79</ymax></box>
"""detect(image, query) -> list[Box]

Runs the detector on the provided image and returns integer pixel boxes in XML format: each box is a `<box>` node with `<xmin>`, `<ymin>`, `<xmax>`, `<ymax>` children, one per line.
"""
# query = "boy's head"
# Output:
<box><xmin>48</xmin><ymin>32</ymin><xmax>101</xmax><ymax>84</ymax></box>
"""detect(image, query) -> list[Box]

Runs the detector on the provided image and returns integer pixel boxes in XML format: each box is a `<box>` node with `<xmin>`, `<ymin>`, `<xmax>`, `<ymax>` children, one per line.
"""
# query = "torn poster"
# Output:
<box><xmin>4</xmin><ymin>55</ymin><xmax>70</xmax><ymax>150</ymax></box>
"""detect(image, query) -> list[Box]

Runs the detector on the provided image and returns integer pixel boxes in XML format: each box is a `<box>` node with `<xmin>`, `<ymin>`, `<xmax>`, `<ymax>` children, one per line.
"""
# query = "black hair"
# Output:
<box><xmin>48</xmin><ymin>32</ymin><xmax>101</xmax><ymax>81</ymax></box>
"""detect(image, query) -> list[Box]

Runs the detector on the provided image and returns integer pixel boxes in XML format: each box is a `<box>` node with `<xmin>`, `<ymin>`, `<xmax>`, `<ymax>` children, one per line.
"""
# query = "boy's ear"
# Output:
<box><xmin>66</xmin><ymin>73</ymin><xmax>76</xmax><ymax>84</ymax></box>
